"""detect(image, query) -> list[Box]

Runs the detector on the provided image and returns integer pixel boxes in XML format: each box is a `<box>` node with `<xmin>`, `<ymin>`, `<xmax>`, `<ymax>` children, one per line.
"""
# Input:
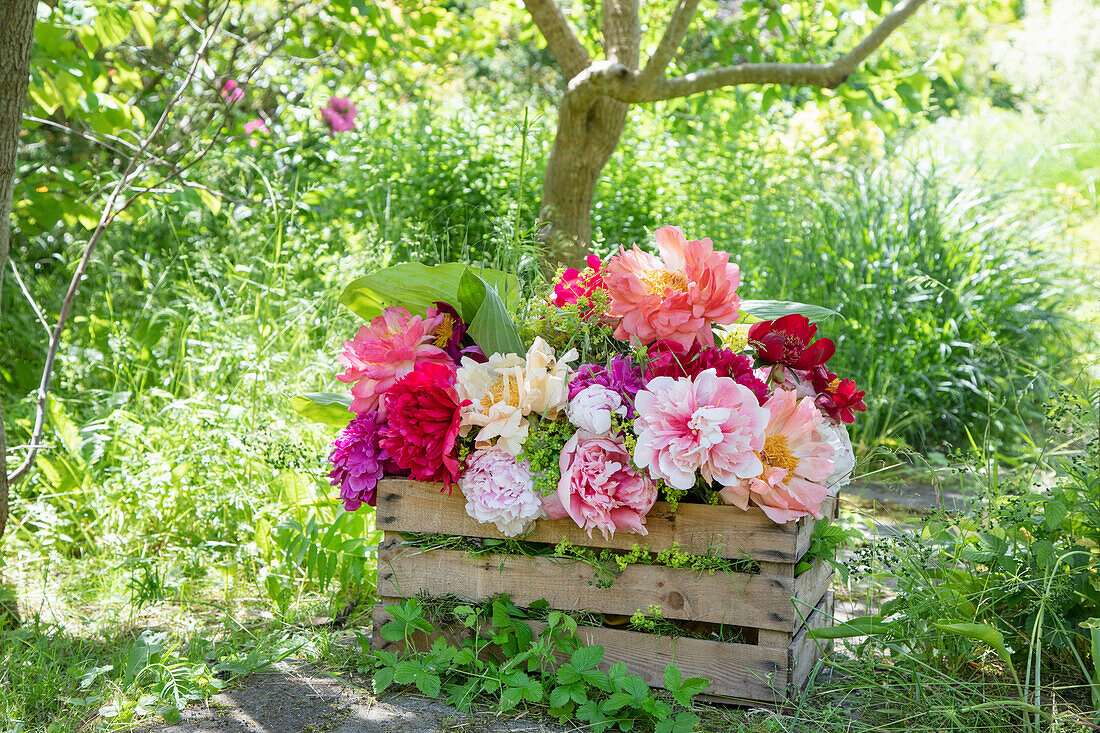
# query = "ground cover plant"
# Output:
<box><xmin>1</xmin><ymin>0</ymin><xmax>1099</xmax><ymax>731</ymax></box>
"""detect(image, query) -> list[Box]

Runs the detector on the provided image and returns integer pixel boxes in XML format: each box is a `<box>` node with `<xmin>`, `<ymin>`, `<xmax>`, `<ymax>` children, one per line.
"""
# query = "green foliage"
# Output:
<box><xmin>518</xmin><ymin>416</ymin><xmax>577</xmax><ymax>497</ymax></box>
<box><xmin>371</xmin><ymin>597</ymin><xmax>706</xmax><ymax>732</ymax></box>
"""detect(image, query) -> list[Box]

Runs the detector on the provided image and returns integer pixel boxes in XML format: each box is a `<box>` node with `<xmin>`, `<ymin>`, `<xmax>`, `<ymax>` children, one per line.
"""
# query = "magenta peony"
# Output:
<box><xmin>718</xmin><ymin>388</ymin><xmax>835</xmax><ymax>523</ymax></box>
<box><xmin>545</xmin><ymin>432</ymin><xmax>656</xmax><ymax>539</ymax></box>
<box><xmin>328</xmin><ymin>413</ymin><xmax>387</xmax><ymax>511</ymax></box>
<box><xmin>633</xmin><ymin>369</ymin><xmax>769</xmax><ymax>490</ymax></box>
<box><xmin>568</xmin><ymin>356</ymin><xmax>645</xmax><ymax>419</ymax></box>
<box><xmin>459</xmin><ymin>448</ymin><xmax>543</xmax><ymax>536</ymax></box>
<box><xmin>380</xmin><ymin>361</ymin><xmax>467</xmax><ymax>490</ymax></box>
<box><xmin>337</xmin><ymin>306</ymin><xmax>450</xmax><ymax>416</ymax></box>
<box><xmin>605</xmin><ymin>226</ymin><xmax>741</xmax><ymax>349</ymax></box>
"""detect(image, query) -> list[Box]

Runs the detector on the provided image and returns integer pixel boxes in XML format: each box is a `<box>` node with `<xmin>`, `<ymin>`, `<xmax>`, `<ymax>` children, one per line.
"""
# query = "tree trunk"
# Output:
<box><xmin>0</xmin><ymin>0</ymin><xmax>38</xmax><ymax>544</ymax></box>
<box><xmin>539</xmin><ymin>94</ymin><xmax>630</xmax><ymax>270</ymax></box>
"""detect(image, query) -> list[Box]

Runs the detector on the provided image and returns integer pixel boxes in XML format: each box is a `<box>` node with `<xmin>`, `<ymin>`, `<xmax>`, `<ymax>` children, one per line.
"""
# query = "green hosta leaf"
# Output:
<box><xmin>339</xmin><ymin>262</ymin><xmax>518</xmax><ymax>321</ymax></box>
<box><xmin>740</xmin><ymin>299</ymin><xmax>841</xmax><ymax>323</ymax></box>
<box><xmin>289</xmin><ymin>392</ymin><xmax>353</xmax><ymax>426</ymax></box>
<box><xmin>807</xmin><ymin>615</ymin><xmax>895</xmax><ymax>639</ymax></box>
<box><xmin>458</xmin><ymin>270</ymin><xmax>524</xmax><ymax>357</ymax></box>
<box><xmin>933</xmin><ymin>621</ymin><xmax>1011</xmax><ymax>663</ymax></box>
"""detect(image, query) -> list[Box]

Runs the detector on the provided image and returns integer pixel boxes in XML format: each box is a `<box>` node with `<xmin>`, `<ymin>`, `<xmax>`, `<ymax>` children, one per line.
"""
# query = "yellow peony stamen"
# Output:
<box><xmin>759</xmin><ymin>434</ymin><xmax>800</xmax><ymax>484</ymax></box>
<box><xmin>641</xmin><ymin>269</ymin><xmax>688</xmax><ymax>295</ymax></box>
<box><xmin>826</xmin><ymin>377</ymin><xmax>841</xmax><ymax>393</ymax></box>
<box><xmin>481</xmin><ymin>376</ymin><xmax>521</xmax><ymax>410</ymax></box>
<box><xmin>432</xmin><ymin>314</ymin><xmax>455</xmax><ymax>347</ymax></box>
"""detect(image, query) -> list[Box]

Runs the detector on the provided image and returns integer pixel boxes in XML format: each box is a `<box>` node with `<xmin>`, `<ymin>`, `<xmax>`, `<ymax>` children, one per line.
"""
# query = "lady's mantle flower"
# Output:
<box><xmin>337</xmin><ymin>306</ymin><xmax>450</xmax><ymax>416</ymax></box>
<box><xmin>328</xmin><ymin>413</ymin><xmax>386</xmax><ymax>511</ymax></box>
<box><xmin>459</xmin><ymin>448</ymin><xmax>543</xmax><ymax>536</ymax></box>
<box><xmin>633</xmin><ymin>369</ymin><xmax>769</xmax><ymax>491</ymax></box>
<box><xmin>605</xmin><ymin>226</ymin><xmax>741</xmax><ymax>349</ymax></box>
<box><xmin>748</xmin><ymin>314</ymin><xmax>835</xmax><ymax>370</ymax></box>
<box><xmin>718</xmin><ymin>388</ymin><xmax>834</xmax><ymax>523</ymax></box>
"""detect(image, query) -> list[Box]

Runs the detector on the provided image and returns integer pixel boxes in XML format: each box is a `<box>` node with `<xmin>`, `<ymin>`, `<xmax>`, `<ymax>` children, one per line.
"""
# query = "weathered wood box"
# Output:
<box><xmin>373</xmin><ymin>478</ymin><xmax>836</xmax><ymax>704</ymax></box>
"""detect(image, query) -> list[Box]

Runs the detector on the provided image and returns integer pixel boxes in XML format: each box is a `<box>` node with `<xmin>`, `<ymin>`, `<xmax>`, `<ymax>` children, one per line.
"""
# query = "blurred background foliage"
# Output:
<box><xmin>1</xmin><ymin>0</ymin><xmax>1099</xmax><ymax>727</ymax></box>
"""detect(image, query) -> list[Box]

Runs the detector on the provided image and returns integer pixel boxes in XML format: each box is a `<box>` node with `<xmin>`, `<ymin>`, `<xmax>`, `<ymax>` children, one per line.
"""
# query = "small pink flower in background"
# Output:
<box><xmin>321</xmin><ymin>96</ymin><xmax>358</xmax><ymax>135</ymax></box>
<box><xmin>243</xmin><ymin>119</ymin><xmax>268</xmax><ymax>147</ymax></box>
<box><xmin>459</xmin><ymin>448</ymin><xmax>543</xmax><ymax>536</ymax></box>
<box><xmin>545</xmin><ymin>432</ymin><xmax>656</xmax><ymax>539</ymax></box>
<box><xmin>718</xmin><ymin>388</ymin><xmax>835</xmax><ymax>523</ymax></box>
<box><xmin>221</xmin><ymin>79</ymin><xmax>243</xmax><ymax>103</ymax></box>
<box><xmin>633</xmin><ymin>369</ymin><xmax>769</xmax><ymax>491</ymax></box>
<box><xmin>337</xmin><ymin>306</ymin><xmax>450</xmax><ymax>416</ymax></box>
<box><xmin>605</xmin><ymin>226</ymin><xmax>741</xmax><ymax>349</ymax></box>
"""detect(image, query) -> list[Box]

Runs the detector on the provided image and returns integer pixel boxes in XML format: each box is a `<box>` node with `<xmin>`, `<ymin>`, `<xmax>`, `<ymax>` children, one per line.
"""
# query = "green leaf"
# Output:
<box><xmin>373</xmin><ymin>666</ymin><xmax>394</xmax><ymax>693</ymax></box>
<box><xmin>807</xmin><ymin>615</ymin><xmax>894</xmax><ymax>639</ymax></box>
<box><xmin>289</xmin><ymin>392</ymin><xmax>353</xmax><ymax>426</ymax></box>
<box><xmin>867</xmin><ymin>0</ymin><xmax>884</xmax><ymax>14</ymax></box>
<box><xmin>933</xmin><ymin>621</ymin><xmax>1011</xmax><ymax>663</ymax></box>
<box><xmin>663</xmin><ymin>664</ymin><xmax>682</xmax><ymax>693</ymax></box>
<box><xmin>458</xmin><ymin>270</ymin><xmax>524</xmax><ymax>357</ymax></box>
<box><xmin>415</xmin><ymin>671</ymin><xmax>441</xmax><ymax>698</ymax></box>
<box><xmin>549</xmin><ymin>685</ymin><xmax>572</xmax><ymax>708</ymax></box>
<box><xmin>339</xmin><ymin>262</ymin><xmax>519</xmax><ymax>322</ymax></box>
<box><xmin>570</xmin><ymin>645</ymin><xmax>604</xmax><ymax>671</ymax></box>
<box><xmin>130</xmin><ymin>6</ymin><xmax>156</xmax><ymax>46</ymax></box>
<box><xmin>380</xmin><ymin>621</ymin><xmax>406</xmax><ymax>643</ymax></box>
<box><xmin>740</xmin><ymin>299</ymin><xmax>840</xmax><ymax>323</ymax></box>
<box><xmin>1044</xmin><ymin>501</ymin><xmax>1068</xmax><ymax>531</ymax></box>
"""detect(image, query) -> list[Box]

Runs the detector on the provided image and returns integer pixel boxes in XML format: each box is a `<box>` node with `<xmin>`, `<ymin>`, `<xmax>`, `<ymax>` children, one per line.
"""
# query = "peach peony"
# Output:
<box><xmin>337</xmin><ymin>306</ymin><xmax>450</xmax><ymax>416</ymax></box>
<box><xmin>718</xmin><ymin>389</ymin><xmax>835</xmax><ymax>523</ymax></box>
<box><xmin>545</xmin><ymin>432</ymin><xmax>657</xmax><ymax>539</ymax></box>
<box><xmin>523</xmin><ymin>337</ymin><xmax>577</xmax><ymax>419</ymax></box>
<box><xmin>605</xmin><ymin>226</ymin><xmax>741</xmax><ymax>349</ymax></box>
<box><xmin>456</xmin><ymin>352</ymin><xmax>529</xmax><ymax>455</ymax></box>
<box><xmin>632</xmin><ymin>369</ymin><xmax>769</xmax><ymax>491</ymax></box>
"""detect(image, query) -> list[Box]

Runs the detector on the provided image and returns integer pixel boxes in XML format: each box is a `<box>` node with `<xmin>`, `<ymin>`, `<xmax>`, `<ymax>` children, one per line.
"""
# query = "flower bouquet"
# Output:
<box><xmin>295</xmin><ymin>225</ymin><xmax>864</xmax><ymax>536</ymax></box>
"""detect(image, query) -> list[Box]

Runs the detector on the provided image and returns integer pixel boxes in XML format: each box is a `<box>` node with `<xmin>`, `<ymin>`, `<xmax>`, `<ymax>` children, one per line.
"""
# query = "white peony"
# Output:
<box><xmin>565</xmin><ymin>384</ymin><xmax>627</xmax><ymax>437</ymax></box>
<box><xmin>459</xmin><ymin>448</ymin><xmax>544</xmax><ymax>536</ymax></box>
<box><xmin>818</xmin><ymin>419</ymin><xmax>855</xmax><ymax>493</ymax></box>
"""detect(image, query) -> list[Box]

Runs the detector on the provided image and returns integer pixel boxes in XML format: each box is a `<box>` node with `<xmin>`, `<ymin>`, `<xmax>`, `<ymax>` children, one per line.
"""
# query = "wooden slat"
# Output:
<box><xmin>787</xmin><ymin>591</ymin><xmax>834</xmax><ymax>695</ymax></box>
<box><xmin>372</xmin><ymin>602</ymin><xmax>788</xmax><ymax>703</ymax></box>
<box><xmin>376</xmin><ymin>478</ymin><xmax>804</xmax><ymax>563</ymax></box>
<box><xmin>792</xmin><ymin>558</ymin><xmax>833</xmax><ymax>624</ymax></box>
<box><xmin>379</xmin><ymin>535</ymin><xmax>809</xmax><ymax>632</ymax></box>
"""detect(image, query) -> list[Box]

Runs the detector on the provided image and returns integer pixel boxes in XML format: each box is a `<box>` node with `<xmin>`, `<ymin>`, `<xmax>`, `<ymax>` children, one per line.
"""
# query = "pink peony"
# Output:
<box><xmin>337</xmin><ymin>306</ymin><xmax>451</xmax><ymax>416</ymax></box>
<box><xmin>380</xmin><ymin>361</ymin><xmax>467</xmax><ymax>490</ymax></box>
<box><xmin>321</xmin><ymin>96</ymin><xmax>358</xmax><ymax>135</ymax></box>
<box><xmin>633</xmin><ymin>369</ymin><xmax>769</xmax><ymax>490</ymax></box>
<box><xmin>459</xmin><ymin>448</ymin><xmax>543</xmax><ymax>536</ymax></box>
<box><xmin>328</xmin><ymin>413</ymin><xmax>387</xmax><ymax>511</ymax></box>
<box><xmin>605</xmin><ymin>226</ymin><xmax>741</xmax><ymax>349</ymax></box>
<box><xmin>545</xmin><ymin>432</ymin><xmax>656</xmax><ymax>539</ymax></box>
<box><xmin>718</xmin><ymin>388</ymin><xmax>835</xmax><ymax>523</ymax></box>
<box><xmin>553</xmin><ymin>254</ymin><xmax>609</xmax><ymax>319</ymax></box>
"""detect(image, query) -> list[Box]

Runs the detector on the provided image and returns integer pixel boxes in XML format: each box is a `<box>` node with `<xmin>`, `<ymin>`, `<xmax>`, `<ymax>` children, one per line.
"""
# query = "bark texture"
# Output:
<box><xmin>0</xmin><ymin>0</ymin><xmax>37</xmax><ymax>543</ymax></box>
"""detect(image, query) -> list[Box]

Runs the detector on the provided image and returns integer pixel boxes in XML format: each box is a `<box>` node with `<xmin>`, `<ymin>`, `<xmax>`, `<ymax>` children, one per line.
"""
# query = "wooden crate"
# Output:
<box><xmin>372</xmin><ymin>478</ymin><xmax>837</xmax><ymax>704</ymax></box>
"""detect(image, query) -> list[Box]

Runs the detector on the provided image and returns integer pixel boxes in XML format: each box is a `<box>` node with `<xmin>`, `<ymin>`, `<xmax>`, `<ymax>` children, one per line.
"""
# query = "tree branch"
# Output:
<box><xmin>603</xmin><ymin>0</ymin><xmax>640</xmax><ymax>68</ymax></box>
<box><xmin>587</xmin><ymin>0</ymin><xmax>930</xmax><ymax>103</ymax></box>
<box><xmin>522</xmin><ymin>0</ymin><xmax>591</xmax><ymax>79</ymax></box>
<box><xmin>642</xmin><ymin>0</ymin><xmax>700</xmax><ymax>79</ymax></box>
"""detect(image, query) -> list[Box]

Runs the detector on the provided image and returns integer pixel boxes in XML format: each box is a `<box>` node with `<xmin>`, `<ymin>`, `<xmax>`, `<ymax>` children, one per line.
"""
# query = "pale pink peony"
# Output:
<box><xmin>633</xmin><ymin>369</ymin><xmax>769</xmax><ymax>491</ymax></box>
<box><xmin>459</xmin><ymin>448</ymin><xmax>543</xmax><ymax>536</ymax></box>
<box><xmin>605</xmin><ymin>226</ymin><xmax>741</xmax><ymax>349</ymax></box>
<box><xmin>565</xmin><ymin>384</ymin><xmax>626</xmax><ymax>437</ymax></box>
<box><xmin>718</xmin><ymin>388</ymin><xmax>835</xmax><ymax>523</ymax></box>
<box><xmin>337</xmin><ymin>306</ymin><xmax>450</xmax><ymax>416</ymax></box>
<box><xmin>545</xmin><ymin>432</ymin><xmax>656</xmax><ymax>539</ymax></box>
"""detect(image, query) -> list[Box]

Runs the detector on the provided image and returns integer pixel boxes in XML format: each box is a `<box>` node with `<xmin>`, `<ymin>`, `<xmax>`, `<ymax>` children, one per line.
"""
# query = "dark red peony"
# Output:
<box><xmin>645</xmin><ymin>341</ymin><xmax>768</xmax><ymax>405</ymax></box>
<box><xmin>380</xmin><ymin>361</ymin><xmax>469</xmax><ymax>490</ymax></box>
<box><xmin>748</xmin><ymin>314</ymin><xmax>835</xmax><ymax>370</ymax></box>
<box><xmin>806</xmin><ymin>365</ymin><xmax>867</xmax><ymax>424</ymax></box>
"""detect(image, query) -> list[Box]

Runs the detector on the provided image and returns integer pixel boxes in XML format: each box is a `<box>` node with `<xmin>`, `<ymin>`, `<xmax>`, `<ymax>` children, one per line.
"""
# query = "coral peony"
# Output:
<box><xmin>337</xmin><ymin>306</ymin><xmax>450</xmax><ymax>416</ymax></box>
<box><xmin>456</xmin><ymin>352</ymin><xmax>530</xmax><ymax>454</ymax></box>
<box><xmin>718</xmin><ymin>389</ymin><xmax>834</xmax><ymax>523</ymax></box>
<box><xmin>806</xmin><ymin>366</ymin><xmax>867</xmax><ymax>424</ymax></box>
<box><xmin>380</xmin><ymin>361</ymin><xmax>467</xmax><ymax>489</ymax></box>
<box><xmin>633</xmin><ymin>369</ymin><xmax>769</xmax><ymax>491</ymax></box>
<box><xmin>321</xmin><ymin>96</ymin><xmax>357</xmax><ymax>135</ymax></box>
<box><xmin>553</xmin><ymin>255</ymin><xmax>609</xmax><ymax>318</ymax></box>
<box><xmin>545</xmin><ymin>432</ymin><xmax>656</xmax><ymax>539</ymax></box>
<box><xmin>645</xmin><ymin>341</ymin><xmax>768</xmax><ymax>404</ymax></box>
<box><xmin>605</xmin><ymin>226</ymin><xmax>741</xmax><ymax>348</ymax></box>
<box><xmin>748</xmin><ymin>314</ymin><xmax>835</xmax><ymax>370</ymax></box>
<box><xmin>568</xmin><ymin>356</ymin><xmax>646</xmax><ymax>419</ymax></box>
<box><xmin>565</xmin><ymin>384</ymin><xmax>626</xmax><ymax>437</ymax></box>
<box><xmin>328</xmin><ymin>413</ymin><xmax>387</xmax><ymax>511</ymax></box>
<box><xmin>459</xmin><ymin>448</ymin><xmax>543</xmax><ymax>536</ymax></box>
